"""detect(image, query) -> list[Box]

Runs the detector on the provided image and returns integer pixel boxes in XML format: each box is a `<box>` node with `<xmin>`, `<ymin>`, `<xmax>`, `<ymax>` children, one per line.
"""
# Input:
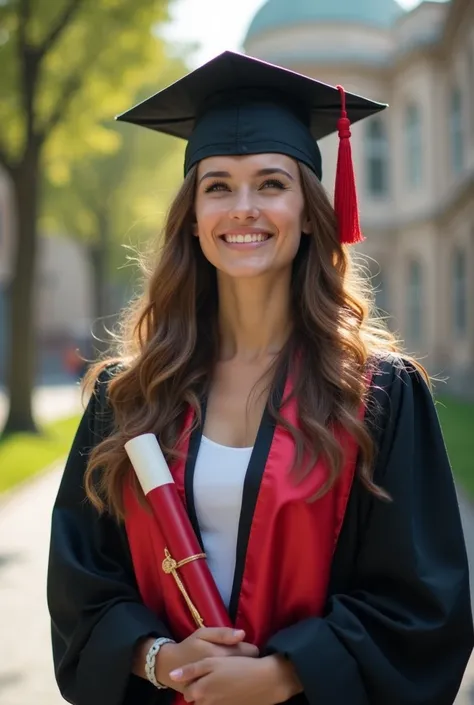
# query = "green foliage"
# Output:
<box><xmin>0</xmin><ymin>0</ymin><xmax>174</xmax><ymax>171</ymax></box>
<box><xmin>41</xmin><ymin>53</ymin><xmax>188</xmax><ymax>278</ymax></box>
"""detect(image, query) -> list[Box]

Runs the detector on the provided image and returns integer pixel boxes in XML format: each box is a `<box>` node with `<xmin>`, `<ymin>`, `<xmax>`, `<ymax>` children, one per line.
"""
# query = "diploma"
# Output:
<box><xmin>124</xmin><ymin>433</ymin><xmax>232</xmax><ymax>628</ymax></box>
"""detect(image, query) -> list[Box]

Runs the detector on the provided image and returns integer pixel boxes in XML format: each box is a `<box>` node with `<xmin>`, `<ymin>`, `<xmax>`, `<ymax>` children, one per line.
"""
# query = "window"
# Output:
<box><xmin>406</xmin><ymin>259</ymin><xmax>423</xmax><ymax>346</ymax></box>
<box><xmin>365</xmin><ymin>117</ymin><xmax>389</xmax><ymax>197</ymax></box>
<box><xmin>450</xmin><ymin>86</ymin><xmax>464</xmax><ymax>174</ymax></box>
<box><xmin>452</xmin><ymin>247</ymin><xmax>467</xmax><ymax>337</ymax></box>
<box><xmin>405</xmin><ymin>103</ymin><xmax>423</xmax><ymax>188</ymax></box>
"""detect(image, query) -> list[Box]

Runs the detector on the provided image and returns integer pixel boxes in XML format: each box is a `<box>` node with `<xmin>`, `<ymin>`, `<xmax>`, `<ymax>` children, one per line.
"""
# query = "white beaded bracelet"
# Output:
<box><xmin>145</xmin><ymin>637</ymin><xmax>176</xmax><ymax>689</ymax></box>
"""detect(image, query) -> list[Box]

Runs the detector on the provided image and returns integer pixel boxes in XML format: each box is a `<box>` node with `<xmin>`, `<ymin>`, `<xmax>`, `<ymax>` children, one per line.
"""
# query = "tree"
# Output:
<box><xmin>0</xmin><ymin>0</ymin><xmax>174</xmax><ymax>434</ymax></box>
<box><xmin>41</xmin><ymin>57</ymin><xmax>187</xmax><ymax>351</ymax></box>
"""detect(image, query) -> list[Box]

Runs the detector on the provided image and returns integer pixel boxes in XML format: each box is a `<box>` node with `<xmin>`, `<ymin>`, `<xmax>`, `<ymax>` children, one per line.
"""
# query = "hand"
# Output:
<box><xmin>156</xmin><ymin>628</ymin><xmax>259</xmax><ymax>692</ymax></box>
<box><xmin>170</xmin><ymin>654</ymin><xmax>302</xmax><ymax>705</ymax></box>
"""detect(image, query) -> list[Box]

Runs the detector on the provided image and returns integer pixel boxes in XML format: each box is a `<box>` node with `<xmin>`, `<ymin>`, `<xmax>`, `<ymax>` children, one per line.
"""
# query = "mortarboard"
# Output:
<box><xmin>116</xmin><ymin>51</ymin><xmax>387</xmax><ymax>245</ymax></box>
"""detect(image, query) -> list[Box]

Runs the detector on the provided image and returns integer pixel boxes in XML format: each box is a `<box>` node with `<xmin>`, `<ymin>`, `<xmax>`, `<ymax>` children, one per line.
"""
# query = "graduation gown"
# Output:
<box><xmin>47</xmin><ymin>356</ymin><xmax>473</xmax><ymax>705</ymax></box>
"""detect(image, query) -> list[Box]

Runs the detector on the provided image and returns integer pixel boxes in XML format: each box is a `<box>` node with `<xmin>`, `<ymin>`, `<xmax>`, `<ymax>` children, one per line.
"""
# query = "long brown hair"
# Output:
<box><xmin>84</xmin><ymin>162</ymin><xmax>426</xmax><ymax>519</ymax></box>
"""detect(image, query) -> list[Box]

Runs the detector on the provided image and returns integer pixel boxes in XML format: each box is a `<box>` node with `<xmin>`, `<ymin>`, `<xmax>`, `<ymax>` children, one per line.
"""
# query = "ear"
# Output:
<box><xmin>301</xmin><ymin>214</ymin><xmax>311</xmax><ymax>235</ymax></box>
<box><xmin>191</xmin><ymin>222</ymin><xmax>199</xmax><ymax>238</ymax></box>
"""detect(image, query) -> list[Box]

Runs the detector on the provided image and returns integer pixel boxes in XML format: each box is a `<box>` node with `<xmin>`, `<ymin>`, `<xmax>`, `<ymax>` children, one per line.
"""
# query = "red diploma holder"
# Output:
<box><xmin>125</xmin><ymin>434</ymin><xmax>232</xmax><ymax>628</ymax></box>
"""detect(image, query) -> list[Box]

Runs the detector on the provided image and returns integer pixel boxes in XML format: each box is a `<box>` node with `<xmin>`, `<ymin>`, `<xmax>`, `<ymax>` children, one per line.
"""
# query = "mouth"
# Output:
<box><xmin>219</xmin><ymin>232</ymin><xmax>273</xmax><ymax>244</ymax></box>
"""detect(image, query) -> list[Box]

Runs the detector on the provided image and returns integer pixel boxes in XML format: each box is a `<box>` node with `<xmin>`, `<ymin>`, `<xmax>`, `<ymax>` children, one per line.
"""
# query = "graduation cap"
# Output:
<box><xmin>117</xmin><ymin>51</ymin><xmax>387</xmax><ymax>245</ymax></box>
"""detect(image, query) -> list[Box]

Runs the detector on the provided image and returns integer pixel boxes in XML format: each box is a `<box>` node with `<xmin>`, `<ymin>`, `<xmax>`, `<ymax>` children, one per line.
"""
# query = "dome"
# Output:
<box><xmin>246</xmin><ymin>0</ymin><xmax>404</xmax><ymax>40</ymax></box>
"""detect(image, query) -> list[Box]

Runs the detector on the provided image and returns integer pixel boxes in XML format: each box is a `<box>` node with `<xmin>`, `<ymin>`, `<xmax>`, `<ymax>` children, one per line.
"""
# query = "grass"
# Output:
<box><xmin>436</xmin><ymin>395</ymin><xmax>474</xmax><ymax>499</ymax></box>
<box><xmin>0</xmin><ymin>415</ymin><xmax>81</xmax><ymax>494</ymax></box>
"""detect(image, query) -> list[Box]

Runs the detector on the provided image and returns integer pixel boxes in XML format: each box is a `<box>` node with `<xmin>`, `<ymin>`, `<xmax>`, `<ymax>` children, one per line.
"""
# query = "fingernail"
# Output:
<box><xmin>169</xmin><ymin>668</ymin><xmax>183</xmax><ymax>679</ymax></box>
<box><xmin>233</xmin><ymin>629</ymin><xmax>245</xmax><ymax>637</ymax></box>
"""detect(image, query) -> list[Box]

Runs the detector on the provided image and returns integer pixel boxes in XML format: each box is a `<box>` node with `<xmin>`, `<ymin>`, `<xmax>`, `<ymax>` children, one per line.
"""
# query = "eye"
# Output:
<box><xmin>204</xmin><ymin>181</ymin><xmax>230</xmax><ymax>193</ymax></box>
<box><xmin>260</xmin><ymin>179</ymin><xmax>288</xmax><ymax>190</ymax></box>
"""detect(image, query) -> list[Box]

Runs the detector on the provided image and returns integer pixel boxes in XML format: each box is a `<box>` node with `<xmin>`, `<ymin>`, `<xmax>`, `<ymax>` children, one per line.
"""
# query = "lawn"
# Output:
<box><xmin>0</xmin><ymin>415</ymin><xmax>81</xmax><ymax>494</ymax></box>
<box><xmin>436</xmin><ymin>395</ymin><xmax>474</xmax><ymax>499</ymax></box>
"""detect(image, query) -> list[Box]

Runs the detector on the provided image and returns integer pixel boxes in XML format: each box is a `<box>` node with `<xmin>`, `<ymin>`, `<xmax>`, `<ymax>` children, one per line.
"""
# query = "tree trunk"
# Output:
<box><xmin>2</xmin><ymin>146</ymin><xmax>40</xmax><ymax>435</ymax></box>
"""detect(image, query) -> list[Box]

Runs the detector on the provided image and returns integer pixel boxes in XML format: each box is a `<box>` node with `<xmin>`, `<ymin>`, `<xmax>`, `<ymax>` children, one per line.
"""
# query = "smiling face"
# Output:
<box><xmin>193</xmin><ymin>153</ymin><xmax>311</xmax><ymax>280</ymax></box>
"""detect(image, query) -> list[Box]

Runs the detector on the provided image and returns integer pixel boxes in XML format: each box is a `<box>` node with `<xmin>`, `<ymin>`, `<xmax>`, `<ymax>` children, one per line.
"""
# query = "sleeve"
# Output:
<box><xmin>264</xmin><ymin>359</ymin><xmax>473</xmax><ymax>705</ymax></box>
<box><xmin>47</xmin><ymin>375</ymin><xmax>175</xmax><ymax>705</ymax></box>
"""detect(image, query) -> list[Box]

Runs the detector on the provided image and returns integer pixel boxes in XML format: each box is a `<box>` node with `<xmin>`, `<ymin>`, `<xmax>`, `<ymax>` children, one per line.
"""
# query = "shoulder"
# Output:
<box><xmin>85</xmin><ymin>361</ymin><xmax>127</xmax><ymax>441</ymax></box>
<box><xmin>92</xmin><ymin>361</ymin><xmax>124</xmax><ymax>398</ymax></box>
<box><xmin>365</xmin><ymin>351</ymin><xmax>434</xmax><ymax>440</ymax></box>
<box><xmin>364</xmin><ymin>353</ymin><xmax>453</xmax><ymax>492</ymax></box>
<box><xmin>368</xmin><ymin>351</ymin><xmax>431</xmax><ymax>398</ymax></box>
<box><xmin>86</xmin><ymin>359</ymin><xmax>129</xmax><ymax>401</ymax></box>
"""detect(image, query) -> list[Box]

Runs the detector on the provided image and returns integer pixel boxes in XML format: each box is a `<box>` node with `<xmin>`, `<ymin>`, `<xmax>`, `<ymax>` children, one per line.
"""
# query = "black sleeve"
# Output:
<box><xmin>47</xmin><ymin>374</ymin><xmax>175</xmax><ymax>705</ymax></box>
<box><xmin>265</xmin><ymin>358</ymin><xmax>473</xmax><ymax>705</ymax></box>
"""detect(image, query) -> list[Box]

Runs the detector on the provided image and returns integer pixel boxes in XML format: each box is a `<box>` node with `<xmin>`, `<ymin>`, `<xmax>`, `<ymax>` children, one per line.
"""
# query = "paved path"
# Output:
<box><xmin>0</xmin><ymin>467</ymin><xmax>65</xmax><ymax>704</ymax></box>
<box><xmin>0</xmin><ymin>384</ymin><xmax>82</xmax><ymax>430</ymax></box>
<box><xmin>0</xmin><ymin>466</ymin><xmax>473</xmax><ymax>704</ymax></box>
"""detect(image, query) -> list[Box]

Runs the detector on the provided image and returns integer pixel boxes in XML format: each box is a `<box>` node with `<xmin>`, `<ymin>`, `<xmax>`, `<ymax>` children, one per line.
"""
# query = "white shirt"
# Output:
<box><xmin>193</xmin><ymin>435</ymin><xmax>253</xmax><ymax>608</ymax></box>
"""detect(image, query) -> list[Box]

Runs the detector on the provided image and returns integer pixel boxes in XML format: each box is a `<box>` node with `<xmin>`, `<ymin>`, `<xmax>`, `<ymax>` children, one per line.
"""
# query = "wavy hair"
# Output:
<box><xmin>83</xmin><ymin>162</ymin><xmax>426</xmax><ymax>519</ymax></box>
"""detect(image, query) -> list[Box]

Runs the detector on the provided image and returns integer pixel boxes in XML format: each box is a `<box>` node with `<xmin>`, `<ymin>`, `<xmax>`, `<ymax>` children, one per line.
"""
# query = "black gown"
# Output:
<box><xmin>47</xmin><ymin>356</ymin><xmax>473</xmax><ymax>705</ymax></box>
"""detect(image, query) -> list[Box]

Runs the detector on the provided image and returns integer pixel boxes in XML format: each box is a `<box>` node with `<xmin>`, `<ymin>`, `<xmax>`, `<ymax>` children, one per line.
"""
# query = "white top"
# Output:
<box><xmin>193</xmin><ymin>435</ymin><xmax>253</xmax><ymax>608</ymax></box>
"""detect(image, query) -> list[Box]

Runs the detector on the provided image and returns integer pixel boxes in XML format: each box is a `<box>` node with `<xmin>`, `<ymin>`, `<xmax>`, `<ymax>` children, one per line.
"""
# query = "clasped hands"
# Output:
<box><xmin>156</xmin><ymin>626</ymin><xmax>301</xmax><ymax>705</ymax></box>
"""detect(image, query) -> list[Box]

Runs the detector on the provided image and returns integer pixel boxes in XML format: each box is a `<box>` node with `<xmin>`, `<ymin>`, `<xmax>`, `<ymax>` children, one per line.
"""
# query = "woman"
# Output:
<box><xmin>47</xmin><ymin>51</ymin><xmax>473</xmax><ymax>705</ymax></box>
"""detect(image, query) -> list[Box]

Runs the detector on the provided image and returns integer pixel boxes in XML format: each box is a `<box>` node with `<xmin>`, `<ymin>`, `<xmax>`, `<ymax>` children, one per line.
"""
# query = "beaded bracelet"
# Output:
<box><xmin>145</xmin><ymin>637</ymin><xmax>176</xmax><ymax>689</ymax></box>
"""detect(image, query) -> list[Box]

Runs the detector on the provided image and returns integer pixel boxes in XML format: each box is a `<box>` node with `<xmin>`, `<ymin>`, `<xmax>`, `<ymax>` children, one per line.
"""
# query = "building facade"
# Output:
<box><xmin>244</xmin><ymin>0</ymin><xmax>474</xmax><ymax>395</ymax></box>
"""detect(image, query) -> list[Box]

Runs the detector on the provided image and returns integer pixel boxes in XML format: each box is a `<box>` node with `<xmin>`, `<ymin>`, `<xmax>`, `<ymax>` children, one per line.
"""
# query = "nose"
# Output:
<box><xmin>228</xmin><ymin>188</ymin><xmax>260</xmax><ymax>221</ymax></box>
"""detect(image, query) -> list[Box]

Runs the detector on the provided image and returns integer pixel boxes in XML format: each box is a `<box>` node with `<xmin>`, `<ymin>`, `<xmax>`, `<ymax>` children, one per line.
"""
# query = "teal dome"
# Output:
<box><xmin>246</xmin><ymin>0</ymin><xmax>403</xmax><ymax>39</ymax></box>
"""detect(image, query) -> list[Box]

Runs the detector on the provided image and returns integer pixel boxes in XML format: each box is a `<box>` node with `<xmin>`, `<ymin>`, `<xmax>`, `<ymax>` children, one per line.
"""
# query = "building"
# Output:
<box><xmin>244</xmin><ymin>0</ymin><xmax>474</xmax><ymax>395</ymax></box>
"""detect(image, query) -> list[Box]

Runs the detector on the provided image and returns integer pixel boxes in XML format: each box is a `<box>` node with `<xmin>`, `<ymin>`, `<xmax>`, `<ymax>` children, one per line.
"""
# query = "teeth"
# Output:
<box><xmin>223</xmin><ymin>233</ymin><xmax>270</xmax><ymax>243</ymax></box>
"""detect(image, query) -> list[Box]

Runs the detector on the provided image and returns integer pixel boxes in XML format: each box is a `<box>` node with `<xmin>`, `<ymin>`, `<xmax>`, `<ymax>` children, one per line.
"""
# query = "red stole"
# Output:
<box><xmin>124</xmin><ymin>376</ymin><xmax>366</xmax><ymax>650</ymax></box>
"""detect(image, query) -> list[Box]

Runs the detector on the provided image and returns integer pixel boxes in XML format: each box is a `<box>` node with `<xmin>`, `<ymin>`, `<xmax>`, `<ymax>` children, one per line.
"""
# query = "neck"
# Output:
<box><xmin>216</xmin><ymin>270</ymin><xmax>292</xmax><ymax>363</ymax></box>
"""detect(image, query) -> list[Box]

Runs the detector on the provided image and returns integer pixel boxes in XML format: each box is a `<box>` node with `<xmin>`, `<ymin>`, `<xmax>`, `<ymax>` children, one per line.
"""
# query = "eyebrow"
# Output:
<box><xmin>198</xmin><ymin>167</ymin><xmax>295</xmax><ymax>184</ymax></box>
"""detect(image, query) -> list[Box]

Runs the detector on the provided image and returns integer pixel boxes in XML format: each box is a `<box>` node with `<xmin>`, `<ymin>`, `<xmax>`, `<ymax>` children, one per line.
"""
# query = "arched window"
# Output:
<box><xmin>365</xmin><ymin>117</ymin><xmax>389</xmax><ymax>198</ymax></box>
<box><xmin>452</xmin><ymin>247</ymin><xmax>467</xmax><ymax>337</ymax></box>
<box><xmin>405</xmin><ymin>103</ymin><xmax>423</xmax><ymax>187</ymax></box>
<box><xmin>450</xmin><ymin>86</ymin><xmax>464</xmax><ymax>174</ymax></box>
<box><xmin>406</xmin><ymin>259</ymin><xmax>423</xmax><ymax>346</ymax></box>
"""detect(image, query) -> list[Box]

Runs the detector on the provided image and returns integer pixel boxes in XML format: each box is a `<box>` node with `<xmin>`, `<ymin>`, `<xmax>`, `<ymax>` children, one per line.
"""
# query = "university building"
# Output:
<box><xmin>244</xmin><ymin>0</ymin><xmax>474</xmax><ymax>394</ymax></box>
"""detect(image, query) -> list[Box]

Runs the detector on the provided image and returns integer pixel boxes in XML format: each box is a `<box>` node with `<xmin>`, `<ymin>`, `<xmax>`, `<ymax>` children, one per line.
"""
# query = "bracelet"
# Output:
<box><xmin>145</xmin><ymin>637</ymin><xmax>176</xmax><ymax>689</ymax></box>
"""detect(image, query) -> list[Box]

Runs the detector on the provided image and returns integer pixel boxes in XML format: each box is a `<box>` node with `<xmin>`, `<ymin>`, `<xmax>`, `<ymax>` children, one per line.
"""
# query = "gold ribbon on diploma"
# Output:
<box><xmin>162</xmin><ymin>547</ymin><xmax>207</xmax><ymax>628</ymax></box>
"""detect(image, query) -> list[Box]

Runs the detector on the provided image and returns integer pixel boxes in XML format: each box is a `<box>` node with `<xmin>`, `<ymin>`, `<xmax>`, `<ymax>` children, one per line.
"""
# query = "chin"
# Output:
<box><xmin>217</xmin><ymin>264</ymin><xmax>274</xmax><ymax>279</ymax></box>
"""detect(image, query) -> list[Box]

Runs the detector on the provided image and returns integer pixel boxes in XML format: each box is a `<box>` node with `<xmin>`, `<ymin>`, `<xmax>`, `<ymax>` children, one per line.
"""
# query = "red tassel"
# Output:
<box><xmin>334</xmin><ymin>85</ymin><xmax>364</xmax><ymax>245</ymax></box>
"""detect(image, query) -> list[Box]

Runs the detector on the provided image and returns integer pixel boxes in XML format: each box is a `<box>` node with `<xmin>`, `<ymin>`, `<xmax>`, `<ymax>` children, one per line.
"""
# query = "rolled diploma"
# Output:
<box><xmin>124</xmin><ymin>433</ymin><xmax>173</xmax><ymax>494</ymax></box>
<box><xmin>124</xmin><ymin>432</ymin><xmax>232</xmax><ymax>628</ymax></box>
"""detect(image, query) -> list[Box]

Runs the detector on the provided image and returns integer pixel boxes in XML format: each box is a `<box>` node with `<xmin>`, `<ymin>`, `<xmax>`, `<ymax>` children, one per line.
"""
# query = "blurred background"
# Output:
<box><xmin>0</xmin><ymin>0</ymin><xmax>473</xmax><ymax>703</ymax></box>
